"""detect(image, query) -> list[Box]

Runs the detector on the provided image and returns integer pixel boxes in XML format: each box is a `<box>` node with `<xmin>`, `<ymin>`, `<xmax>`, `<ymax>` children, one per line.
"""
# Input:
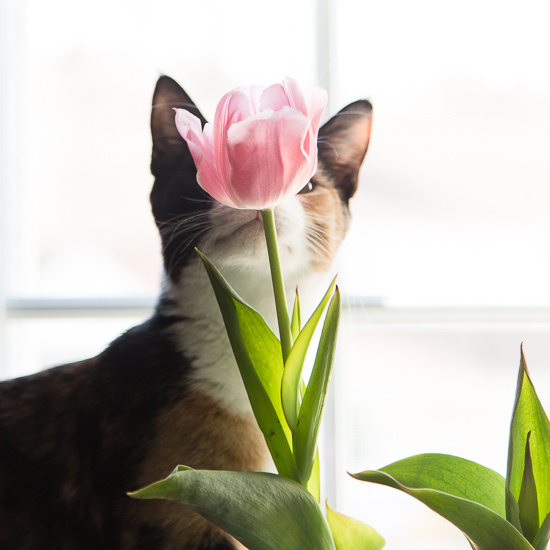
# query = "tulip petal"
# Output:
<box><xmin>260</xmin><ymin>83</ymin><xmax>291</xmax><ymax>112</ymax></box>
<box><xmin>225</xmin><ymin>108</ymin><xmax>313</xmax><ymax>209</ymax></box>
<box><xmin>260</xmin><ymin>79</ymin><xmax>308</xmax><ymax>118</ymax></box>
<box><xmin>303</xmin><ymin>87</ymin><xmax>328</xmax><ymax>156</ymax></box>
<box><xmin>174</xmin><ymin>109</ymin><xmax>239</xmax><ymax>208</ymax></box>
<box><xmin>174</xmin><ymin>109</ymin><xmax>206</xmax><ymax>167</ymax></box>
<box><xmin>281</xmin><ymin>77</ymin><xmax>308</xmax><ymax>117</ymax></box>
<box><xmin>213</xmin><ymin>90</ymin><xmax>255</xmax><ymax>198</ymax></box>
<box><xmin>196</xmin><ymin>124</ymin><xmax>239</xmax><ymax>208</ymax></box>
<box><xmin>305</xmin><ymin>86</ymin><xmax>328</xmax><ymax>135</ymax></box>
<box><xmin>247</xmin><ymin>84</ymin><xmax>264</xmax><ymax>114</ymax></box>
<box><xmin>304</xmin><ymin>86</ymin><xmax>328</xmax><ymax>125</ymax></box>
<box><xmin>215</xmin><ymin>89</ymin><xmax>253</xmax><ymax>136</ymax></box>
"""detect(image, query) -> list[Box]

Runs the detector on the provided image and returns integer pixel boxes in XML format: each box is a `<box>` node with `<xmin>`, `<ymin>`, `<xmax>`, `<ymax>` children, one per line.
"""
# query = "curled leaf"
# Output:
<box><xmin>519</xmin><ymin>432</ymin><xmax>539</xmax><ymax>542</ymax></box>
<box><xmin>326</xmin><ymin>503</ymin><xmax>385</xmax><ymax>550</ymax></box>
<box><xmin>353</xmin><ymin>454</ymin><xmax>533</xmax><ymax>550</ymax></box>
<box><xmin>282</xmin><ymin>277</ymin><xmax>337</xmax><ymax>431</ymax></box>
<box><xmin>507</xmin><ymin>346</ymin><xmax>550</xmax><ymax>535</ymax></box>
<box><xmin>291</xmin><ymin>287</ymin><xmax>301</xmax><ymax>342</ymax></box>
<box><xmin>294</xmin><ymin>288</ymin><xmax>340</xmax><ymax>484</ymax></box>
<box><xmin>197</xmin><ymin>250</ymin><xmax>300</xmax><ymax>482</ymax></box>
<box><xmin>130</xmin><ymin>468</ymin><xmax>336</xmax><ymax>550</ymax></box>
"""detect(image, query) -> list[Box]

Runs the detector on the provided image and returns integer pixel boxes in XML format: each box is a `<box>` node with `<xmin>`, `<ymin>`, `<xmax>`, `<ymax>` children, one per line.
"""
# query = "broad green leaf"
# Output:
<box><xmin>359</xmin><ymin>454</ymin><xmax>506</xmax><ymax>517</ymax></box>
<box><xmin>507</xmin><ymin>347</ymin><xmax>550</xmax><ymax>532</ymax></box>
<box><xmin>353</xmin><ymin>454</ymin><xmax>534</xmax><ymax>550</ymax></box>
<box><xmin>282</xmin><ymin>277</ymin><xmax>337</xmax><ymax>431</ymax></box>
<box><xmin>519</xmin><ymin>433</ymin><xmax>539</xmax><ymax>542</ymax></box>
<box><xmin>197</xmin><ymin>250</ymin><xmax>300</xmax><ymax>483</ymax></box>
<box><xmin>291</xmin><ymin>287</ymin><xmax>301</xmax><ymax>342</ymax></box>
<box><xmin>130</xmin><ymin>468</ymin><xmax>336</xmax><ymax>550</ymax></box>
<box><xmin>326</xmin><ymin>503</ymin><xmax>385</xmax><ymax>550</ymax></box>
<box><xmin>294</xmin><ymin>288</ymin><xmax>340</xmax><ymax>484</ymax></box>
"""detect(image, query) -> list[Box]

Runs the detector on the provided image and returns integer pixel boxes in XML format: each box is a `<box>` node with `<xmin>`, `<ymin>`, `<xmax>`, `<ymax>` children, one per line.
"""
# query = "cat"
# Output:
<box><xmin>0</xmin><ymin>75</ymin><xmax>372</xmax><ymax>549</ymax></box>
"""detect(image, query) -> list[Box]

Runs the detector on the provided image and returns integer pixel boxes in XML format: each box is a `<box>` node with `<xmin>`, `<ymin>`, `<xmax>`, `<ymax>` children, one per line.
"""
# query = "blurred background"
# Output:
<box><xmin>2</xmin><ymin>0</ymin><xmax>550</xmax><ymax>547</ymax></box>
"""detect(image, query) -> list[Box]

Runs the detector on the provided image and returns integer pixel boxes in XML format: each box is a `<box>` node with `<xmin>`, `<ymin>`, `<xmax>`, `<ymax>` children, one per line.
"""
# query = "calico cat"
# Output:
<box><xmin>0</xmin><ymin>76</ymin><xmax>372</xmax><ymax>549</ymax></box>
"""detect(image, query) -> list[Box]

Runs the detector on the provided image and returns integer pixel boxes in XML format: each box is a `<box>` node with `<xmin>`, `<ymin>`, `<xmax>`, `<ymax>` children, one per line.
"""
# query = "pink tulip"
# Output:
<box><xmin>174</xmin><ymin>78</ymin><xmax>327</xmax><ymax>210</ymax></box>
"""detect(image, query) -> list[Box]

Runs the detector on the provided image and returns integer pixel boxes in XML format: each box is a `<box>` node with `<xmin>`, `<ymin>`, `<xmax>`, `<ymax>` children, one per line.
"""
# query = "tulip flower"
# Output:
<box><xmin>174</xmin><ymin>78</ymin><xmax>327</xmax><ymax>211</ymax></box>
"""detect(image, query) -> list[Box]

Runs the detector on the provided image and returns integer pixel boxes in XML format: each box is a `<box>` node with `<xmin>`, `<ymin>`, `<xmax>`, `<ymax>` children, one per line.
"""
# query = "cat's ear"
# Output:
<box><xmin>150</xmin><ymin>75</ymin><xmax>207</xmax><ymax>177</ymax></box>
<box><xmin>317</xmin><ymin>100</ymin><xmax>372</xmax><ymax>202</ymax></box>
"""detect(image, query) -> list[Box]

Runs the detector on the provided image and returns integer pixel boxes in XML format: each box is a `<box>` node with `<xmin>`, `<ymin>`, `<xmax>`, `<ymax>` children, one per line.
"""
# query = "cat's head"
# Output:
<box><xmin>150</xmin><ymin>76</ymin><xmax>372</xmax><ymax>287</ymax></box>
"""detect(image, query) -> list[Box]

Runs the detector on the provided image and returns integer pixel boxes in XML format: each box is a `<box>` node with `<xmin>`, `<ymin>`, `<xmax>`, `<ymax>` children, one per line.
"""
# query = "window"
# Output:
<box><xmin>2</xmin><ymin>1</ymin><xmax>550</xmax><ymax>548</ymax></box>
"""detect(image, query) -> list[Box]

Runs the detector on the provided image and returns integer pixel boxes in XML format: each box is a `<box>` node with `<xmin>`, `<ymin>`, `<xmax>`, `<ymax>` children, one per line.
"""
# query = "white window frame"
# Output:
<box><xmin>3</xmin><ymin>1</ymin><xmax>550</xmax><ymax>518</ymax></box>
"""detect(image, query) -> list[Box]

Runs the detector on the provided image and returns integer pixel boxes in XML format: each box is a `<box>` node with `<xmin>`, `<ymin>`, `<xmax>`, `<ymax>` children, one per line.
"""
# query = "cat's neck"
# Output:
<box><xmin>160</xmin><ymin>255</ymin><xmax>327</xmax><ymax>418</ymax></box>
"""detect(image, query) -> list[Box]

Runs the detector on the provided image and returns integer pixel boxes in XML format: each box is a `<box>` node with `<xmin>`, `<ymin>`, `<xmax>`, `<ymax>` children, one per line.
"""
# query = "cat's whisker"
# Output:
<box><xmin>331</xmin><ymin>110</ymin><xmax>372</xmax><ymax>118</ymax></box>
<box><xmin>316</xmin><ymin>139</ymin><xmax>339</xmax><ymax>158</ymax></box>
<box><xmin>307</xmin><ymin>228</ymin><xmax>330</xmax><ymax>247</ymax></box>
<box><xmin>158</xmin><ymin>212</ymin><xmax>212</xmax><ymax>239</ymax></box>
<box><xmin>157</xmin><ymin>210</ymin><xmax>211</xmax><ymax>227</ymax></box>
<box><xmin>179</xmin><ymin>195</ymin><xmax>214</xmax><ymax>205</ymax></box>
<box><xmin>305</xmin><ymin>232</ymin><xmax>329</xmax><ymax>256</ymax></box>
<box><xmin>304</xmin><ymin>218</ymin><xmax>335</xmax><ymax>261</ymax></box>
<box><xmin>152</xmin><ymin>101</ymin><xmax>202</xmax><ymax>111</ymax></box>
<box><xmin>164</xmin><ymin>217</ymin><xmax>211</xmax><ymax>238</ymax></box>
<box><xmin>168</xmin><ymin>225</ymin><xmax>213</xmax><ymax>266</ymax></box>
<box><xmin>162</xmin><ymin>224</ymin><xmax>210</xmax><ymax>250</ymax></box>
<box><xmin>158</xmin><ymin>212</ymin><xmax>216</xmax><ymax>275</ymax></box>
<box><xmin>305</xmin><ymin>217</ymin><xmax>336</xmax><ymax>237</ymax></box>
<box><xmin>306</xmin><ymin>212</ymin><xmax>347</xmax><ymax>235</ymax></box>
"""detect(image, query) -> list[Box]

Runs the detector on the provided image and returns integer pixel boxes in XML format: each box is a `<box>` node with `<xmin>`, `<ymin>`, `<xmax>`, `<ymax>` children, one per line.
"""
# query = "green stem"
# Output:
<box><xmin>261</xmin><ymin>208</ymin><xmax>293</xmax><ymax>363</ymax></box>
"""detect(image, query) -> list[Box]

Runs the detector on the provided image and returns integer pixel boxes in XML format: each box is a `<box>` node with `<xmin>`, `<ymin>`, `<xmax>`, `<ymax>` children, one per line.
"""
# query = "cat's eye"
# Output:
<box><xmin>298</xmin><ymin>181</ymin><xmax>315</xmax><ymax>194</ymax></box>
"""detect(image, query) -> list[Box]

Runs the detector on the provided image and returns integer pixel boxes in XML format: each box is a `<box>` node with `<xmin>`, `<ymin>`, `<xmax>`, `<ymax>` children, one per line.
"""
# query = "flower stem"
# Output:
<box><xmin>261</xmin><ymin>208</ymin><xmax>293</xmax><ymax>363</ymax></box>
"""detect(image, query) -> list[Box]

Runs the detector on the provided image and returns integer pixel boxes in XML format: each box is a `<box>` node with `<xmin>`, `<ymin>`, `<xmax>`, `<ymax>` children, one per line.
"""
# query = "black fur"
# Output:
<box><xmin>0</xmin><ymin>316</ymin><xmax>191</xmax><ymax>548</ymax></box>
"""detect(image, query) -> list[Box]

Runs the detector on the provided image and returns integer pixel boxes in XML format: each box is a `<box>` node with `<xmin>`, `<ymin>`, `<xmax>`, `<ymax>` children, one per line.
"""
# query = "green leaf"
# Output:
<box><xmin>282</xmin><ymin>277</ymin><xmax>337</xmax><ymax>431</ymax></box>
<box><xmin>129</xmin><ymin>468</ymin><xmax>336</xmax><ymax>550</ymax></box>
<box><xmin>507</xmin><ymin>346</ymin><xmax>550</xmax><ymax>533</ymax></box>
<box><xmin>197</xmin><ymin>250</ymin><xmax>300</xmax><ymax>483</ymax></box>
<box><xmin>362</xmin><ymin>454</ymin><xmax>506</xmax><ymax>517</ymax></box>
<box><xmin>353</xmin><ymin>454</ymin><xmax>534</xmax><ymax>550</ymax></box>
<box><xmin>533</xmin><ymin>513</ymin><xmax>550</xmax><ymax>550</ymax></box>
<box><xmin>291</xmin><ymin>287</ymin><xmax>301</xmax><ymax>342</ymax></box>
<box><xmin>519</xmin><ymin>433</ymin><xmax>539</xmax><ymax>542</ymax></box>
<box><xmin>294</xmin><ymin>287</ymin><xmax>341</xmax><ymax>484</ymax></box>
<box><xmin>326</xmin><ymin>503</ymin><xmax>385</xmax><ymax>550</ymax></box>
<box><xmin>508</xmin><ymin>488</ymin><xmax>523</xmax><ymax>533</ymax></box>
<box><xmin>307</xmin><ymin>447</ymin><xmax>321</xmax><ymax>502</ymax></box>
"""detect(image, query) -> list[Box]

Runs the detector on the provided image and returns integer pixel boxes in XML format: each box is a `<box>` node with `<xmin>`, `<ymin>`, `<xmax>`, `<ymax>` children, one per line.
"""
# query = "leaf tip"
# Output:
<box><xmin>520</xmin><ymin>343</ymin><xmax>530</xmax><ymax>376</ymax></box>
<box><xmin>126</xmin><ymin>487</ymin><xmax>149</xmax><ymax>500</ymax></box>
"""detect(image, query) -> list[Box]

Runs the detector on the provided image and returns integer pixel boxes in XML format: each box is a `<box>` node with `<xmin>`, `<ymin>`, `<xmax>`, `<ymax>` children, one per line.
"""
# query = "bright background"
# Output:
<box><xmin>2</xmin><ymin>0</ymin><xmax>550</xmax><ymax>548</ymax></box>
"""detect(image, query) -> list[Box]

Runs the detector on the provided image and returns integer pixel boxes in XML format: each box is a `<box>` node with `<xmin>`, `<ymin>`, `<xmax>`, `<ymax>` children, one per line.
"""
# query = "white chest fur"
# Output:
<box><xmin>166</xmin><ymin>258</ymin><xmax>278</xmax><ymax>418</ymax></box>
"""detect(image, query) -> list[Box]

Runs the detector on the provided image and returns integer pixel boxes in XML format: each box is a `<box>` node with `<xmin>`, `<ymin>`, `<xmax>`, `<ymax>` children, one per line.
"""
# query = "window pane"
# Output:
<box><xmin>336</xmin><ymin>318</ymin><xmax>550</xmax><ymax>548</ymax></box>
<box><xmin>4</xmin><ymin>315</ymin><xmax>150</xmax><ymax>380</ymax></box>
<box><xmin>6</xmin><ymin>0</ymin><xmax>317</xmax><ymax>299</ymax></box>
<box><xmin>335</xmin><ymin>0</ymin><xmax>550</xmax><ymax>306</ymax></box>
